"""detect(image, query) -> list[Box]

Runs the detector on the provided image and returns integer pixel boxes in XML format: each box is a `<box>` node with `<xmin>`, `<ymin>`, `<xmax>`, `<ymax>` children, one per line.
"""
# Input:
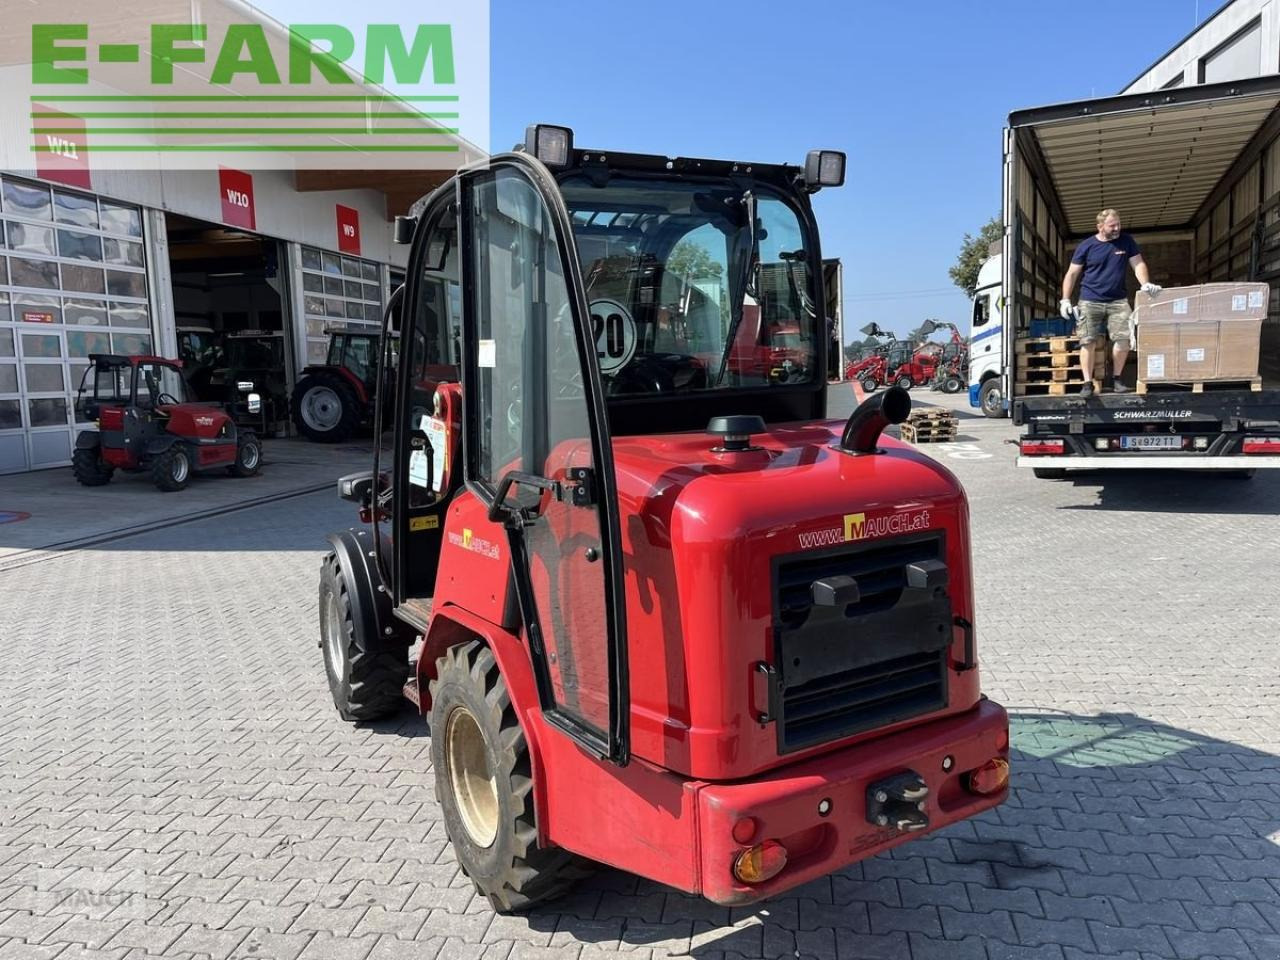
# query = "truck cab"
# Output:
<box><xmin>967</xmin><ymin>253</ymin><xmax>1004</xmax><ymax>417</ymax></box>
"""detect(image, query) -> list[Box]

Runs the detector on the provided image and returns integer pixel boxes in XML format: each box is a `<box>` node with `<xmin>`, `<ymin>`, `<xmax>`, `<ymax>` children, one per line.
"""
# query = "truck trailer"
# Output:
<box><xmin>979</xmin><ymin>77</ymin><xmax>1280</xmax><ymax>475</ymax></box>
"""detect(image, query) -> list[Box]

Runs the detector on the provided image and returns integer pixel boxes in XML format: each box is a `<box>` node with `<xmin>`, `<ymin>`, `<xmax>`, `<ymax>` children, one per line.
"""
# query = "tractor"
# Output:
<box><xmin>73</xmin><ymin>353</ymin><xmax>263</xmax><ymax>492</ymax></box>
<box><xmin>918</xmin><ymin>319</ymin><xmax>968</xmax><ymax>394</ymax></box>
<box><xmin>291</xmin><ymin>323</ymin><xmax>386</xmax><ymax>442</ymax></box>
<box><xmin>315</xmin><ymin>126</ymin><xmax>1009</xmax><ymax>911</ymax></box>
<box><xmin>843</xmin><ymin>322</ymin><xmax>896</xmax><ymax>390</ymax></box>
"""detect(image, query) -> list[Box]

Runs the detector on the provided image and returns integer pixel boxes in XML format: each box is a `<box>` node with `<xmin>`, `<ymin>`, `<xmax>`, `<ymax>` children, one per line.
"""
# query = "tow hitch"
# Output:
<box><xmin>866</xmin><ymin>770</ymin><xmax>929</xmax><ymax>832</ymax></box>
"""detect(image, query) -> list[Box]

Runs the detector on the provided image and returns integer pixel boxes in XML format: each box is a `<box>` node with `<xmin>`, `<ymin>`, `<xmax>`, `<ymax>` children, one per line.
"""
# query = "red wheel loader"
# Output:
<box><xmin>316</xmin><ymin>127</ymin><xmax>1009</xmax><ymax>912</ymax></box>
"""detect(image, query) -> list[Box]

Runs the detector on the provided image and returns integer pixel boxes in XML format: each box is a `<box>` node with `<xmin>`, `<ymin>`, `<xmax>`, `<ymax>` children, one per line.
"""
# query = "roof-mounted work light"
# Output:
<box><xmin>803</xmin><ymin>150</ymin><xmax>846</xmax><ymax>191</ymax></box>
<box><xmin>524</xmin><ymin>124</ymin><xmax>574</xmax><ymax>168</ymax></box>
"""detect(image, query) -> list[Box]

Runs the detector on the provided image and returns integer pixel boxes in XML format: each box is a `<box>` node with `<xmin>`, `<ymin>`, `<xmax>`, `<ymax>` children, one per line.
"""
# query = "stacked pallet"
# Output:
<box><xmin>1014</xmin><ymin>336</ymin><xmax>1106</xmax><ymax>396</ymax></box>
<box><xmin>899</xmin><ymin>408</ymin><xmax>957</xmax><ymax>444</ymax></box>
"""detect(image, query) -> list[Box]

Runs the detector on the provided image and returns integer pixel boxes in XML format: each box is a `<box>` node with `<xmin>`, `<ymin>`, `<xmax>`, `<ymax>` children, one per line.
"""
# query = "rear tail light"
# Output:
<box><xmin>1020</xmin><ymin>439</ymin><xmax>1064</xmax><ymax>456</ymax></box>
<box><xmin>732</xmin><ymin>840</ymin><xmax>788</xmax><ymax>884</ymax></box>
<box><xmin>1243</xmin><ymin>437</ymin><xmax>1280</xmax><ymax>454</ymax></box>
<box><xmin>965</xmin><ymin>757</ymin><xmax>1010</xmax><ymax>796</ymax></box>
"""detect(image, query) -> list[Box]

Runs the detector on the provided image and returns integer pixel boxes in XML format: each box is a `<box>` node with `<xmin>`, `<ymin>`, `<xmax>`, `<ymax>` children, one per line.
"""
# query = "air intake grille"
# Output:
<box><xmin>774</xmin><ymin>533</ymin><xmax>950</xmax><ymax>752</ymax></box>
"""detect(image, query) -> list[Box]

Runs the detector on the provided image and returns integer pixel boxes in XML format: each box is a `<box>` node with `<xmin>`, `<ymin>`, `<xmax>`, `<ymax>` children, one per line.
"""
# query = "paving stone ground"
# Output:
<box><xmin>1</xmin><ymin>386</ymin><xmax>1277</xmax><ymax>960</ymax></box>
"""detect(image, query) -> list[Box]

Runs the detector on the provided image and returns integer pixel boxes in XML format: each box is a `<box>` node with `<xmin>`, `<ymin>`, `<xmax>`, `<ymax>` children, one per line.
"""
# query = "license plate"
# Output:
<box><xmin>1120</xmin><ymin>435</ymin><xmax>1182</xmax><ymax>450</ymax></box>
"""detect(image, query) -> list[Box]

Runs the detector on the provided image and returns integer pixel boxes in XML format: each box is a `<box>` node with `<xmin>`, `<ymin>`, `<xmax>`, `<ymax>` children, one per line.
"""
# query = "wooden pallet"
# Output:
<box><xmin>1136</xmin><ymin>377</ymin><xmax>1263</xmax><ymax>395</ymax></box>
<box><xmin>906</xmin><ymin>408</ymin><xmax>956</xmax><ymax>423</ymax></box>
<box><xmin>1017</xmin><ymin>380</ymin><xmax>1102</xmax><ymax>396</ymax></box>
<box><xmin>1015</xmin><ymin>336</ymin><xmax>1080</xmax><ymax>355</ymax></box>
<box><xmin>1021</xmin><ymin>352</ymin><xmax>1079</xmax><ymax>369</ymax></box>
<box><xmin>900</xmin><ymin>421</ymin><xmax>958</xmax><ymax>443</ymax></box>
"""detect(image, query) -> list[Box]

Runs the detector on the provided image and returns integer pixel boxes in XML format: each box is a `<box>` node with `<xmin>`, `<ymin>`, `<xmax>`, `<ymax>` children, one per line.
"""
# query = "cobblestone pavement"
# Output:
<box><xmin>1</xmin><ymin>387</ymin><xmax>1277</xmax><ymax>960</ymax></box>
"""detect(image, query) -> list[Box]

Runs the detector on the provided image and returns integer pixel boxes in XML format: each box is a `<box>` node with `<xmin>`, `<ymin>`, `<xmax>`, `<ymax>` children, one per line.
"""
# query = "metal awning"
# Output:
<box><xmin>1010</xmin><ymin>77</ymin><xmax>1280</xmax><ymax>235</ymax></box>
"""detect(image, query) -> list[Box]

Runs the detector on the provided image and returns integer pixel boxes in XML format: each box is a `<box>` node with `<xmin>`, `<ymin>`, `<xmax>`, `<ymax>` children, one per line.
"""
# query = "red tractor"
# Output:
<box><xmin>291</xmin><ymin>323</ymin><xmax>388</xmax><ymax>442</ymax></box>
<box><xmin>73</xmin><ymin>354</ymin><xmax>263</xmax><ymax>492</ymax></box>
<box><xmin>919</xmin><ymin>319</ymin><xmax>968</xmax><ymax>394</ymax></box>
<box><xmin>316</xmin><ymin>127</ymin><xmax>1009</xmax><ymax>911</ymax></box>
<box><xmin>844</xmin><ymin>322</ymin><xmax>896</xmax><ymax>390</ymax></box>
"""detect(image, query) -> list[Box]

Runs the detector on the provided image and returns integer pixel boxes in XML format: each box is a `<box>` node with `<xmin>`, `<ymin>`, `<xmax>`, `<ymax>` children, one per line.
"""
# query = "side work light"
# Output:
<box><xmin>804</xmin><ymin>149</ymin><xmax>846</xmax><ymax>190</ymax></box>
<box><xmin>524</xmin><ymin>124</ymin><xmax>574</xmax><ymax>168</ymax></box>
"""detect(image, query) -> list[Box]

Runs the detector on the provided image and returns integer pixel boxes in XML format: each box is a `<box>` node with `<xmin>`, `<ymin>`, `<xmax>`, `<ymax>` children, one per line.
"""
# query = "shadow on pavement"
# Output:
<box><xmin>517</xmin><ymin>710</ymin><xmax>1280</xmax><ymax>958</ymax></box>
<box><xmin>1055</xmin><ymin>468</ymin><xmax>1280</xmax><ymax>515</ymax></box>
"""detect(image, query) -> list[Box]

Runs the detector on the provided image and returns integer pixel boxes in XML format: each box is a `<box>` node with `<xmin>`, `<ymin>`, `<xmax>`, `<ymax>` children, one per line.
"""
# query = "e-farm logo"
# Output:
<box><xmin>797</xmin><ymin>508</ymin><xmax>932</xmax><ymax>550</ymax></box>
<box><xmin>18</xmin><ymin>7</ymin><xmax>486</xmax><ymax>170</ymax></box>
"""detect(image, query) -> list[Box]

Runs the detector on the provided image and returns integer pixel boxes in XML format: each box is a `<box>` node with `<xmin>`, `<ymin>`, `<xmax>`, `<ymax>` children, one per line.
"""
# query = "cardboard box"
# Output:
<box><xmin>1218</xmin><ymin>318</ymin><xmax>1263</xmax><ymax>378</ymax></box>
<box><xmin>1175</xmin><ymin>322</ymin><xmax>1219</xmax><ymax>379</ymax></box>
<box><xmin>1138</xmin><ymin>322</ymin><xmax>1178</xmax><ymax>381</ymax></box>
<box><xmin>1134</xmin><ymin>282</ymin><xmax>1270</xmax><ymax>323</ymax></box>
<box><xmin>1197</xmin><ymin>282</ymin><xmax>1269</xmax><ymax>322</ymax></box>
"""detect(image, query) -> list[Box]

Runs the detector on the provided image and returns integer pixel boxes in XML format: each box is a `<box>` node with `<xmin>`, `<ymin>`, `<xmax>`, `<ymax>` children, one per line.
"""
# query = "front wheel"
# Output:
<box><xmin>72</xmin><ymin>446</ymin><xmax>114</xmax><ymax>486</ymax></box>
<box><xmin>319</xmin><ymin>553</ymin><xmax>407</xmax><ymax>721</ymax></box>
<box><xmin>151</xmin><ymin>445</ymin><xmax>191</xmax><ymax>492</ymax></box>
<box><xmin>861</xmin><ymin>376</ymin><xmax>878</xmax><ymax>393</ymax></box>
<box><xmin>979</xmin><ymin>378</ymin><xmax>1005</xmax><ymax>419</ymax></box>
<box><xmin>942</xmin><ymin>375</ymin><xmax>964</xmax><ymax>394</ymax></box>
<box><xmin>228</xmin><ymin>430</ymin><xmax>262</xmax><ymax>477</ymax></box>
<box><xmin>431</xmin><ymin>641</ymin><xmax>590</xmax><ymax>912</ymax></box>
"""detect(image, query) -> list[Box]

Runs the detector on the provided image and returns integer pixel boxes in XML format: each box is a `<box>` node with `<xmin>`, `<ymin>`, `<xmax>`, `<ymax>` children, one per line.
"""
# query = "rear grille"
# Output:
<box><xmin>773</xmin><ymin>533</ymin><xmax>950</xmax><ymax>752</ymax></box>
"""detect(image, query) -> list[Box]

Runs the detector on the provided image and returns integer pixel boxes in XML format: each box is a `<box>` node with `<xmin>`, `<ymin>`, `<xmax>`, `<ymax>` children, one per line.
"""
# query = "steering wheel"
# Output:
<box><xmin>156</xmin><ymin>392</ymin><xmax>180</xmax><ymax>406</ymax></box>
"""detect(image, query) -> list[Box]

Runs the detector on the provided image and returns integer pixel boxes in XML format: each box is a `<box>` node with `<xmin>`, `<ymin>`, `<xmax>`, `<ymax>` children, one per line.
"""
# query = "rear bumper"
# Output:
<box><xmin>694</xmin><ymin>698</ymin><xmax>1008</xmax><ymax>905</ymax></box>
<box><xmin>1016</xmin><ymin>454</ymin><xmax>1280</xmax><ymax>470</ymax></box>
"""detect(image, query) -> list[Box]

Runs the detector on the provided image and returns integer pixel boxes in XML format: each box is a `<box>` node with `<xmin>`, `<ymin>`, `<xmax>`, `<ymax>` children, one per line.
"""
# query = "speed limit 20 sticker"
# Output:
<box><xmin>589</xmin><ymin>299</ymin><xmax>637</xmax><ymax>374</ymax></box>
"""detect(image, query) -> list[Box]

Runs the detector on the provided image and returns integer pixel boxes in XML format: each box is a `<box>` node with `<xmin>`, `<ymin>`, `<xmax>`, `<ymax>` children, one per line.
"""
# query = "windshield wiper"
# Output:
<box><xmin>715</xmin><ymin>191</ymin><xmax>758</xmax><ymax>385</ymax></box>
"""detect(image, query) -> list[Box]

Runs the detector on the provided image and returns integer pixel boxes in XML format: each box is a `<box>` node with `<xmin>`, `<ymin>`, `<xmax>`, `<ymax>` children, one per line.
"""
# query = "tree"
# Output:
<box><xmin>666</xmin><ymin>241</ymin><xmax>723</xmax><ymax>281</ymax></box>
<box><xmin>949</xmin><ymin>216</ymin><xmax>1001</xmax><ymax>298</ymax></box>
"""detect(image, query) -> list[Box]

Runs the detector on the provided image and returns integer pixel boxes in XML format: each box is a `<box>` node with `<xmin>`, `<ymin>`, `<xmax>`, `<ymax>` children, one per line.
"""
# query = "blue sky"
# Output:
<box><xmin>261</xmin><ymin>0</ymin><xmax>1231</xmax><ymax>338</ymax></box>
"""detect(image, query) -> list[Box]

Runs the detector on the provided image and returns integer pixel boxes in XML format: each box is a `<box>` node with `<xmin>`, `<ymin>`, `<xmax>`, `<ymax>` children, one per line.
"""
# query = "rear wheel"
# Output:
<box><xmin>293</xmin><ymin>373</ymin><xmax>361</xmax><ymax>443</ymax></box>
<box><xmin>71</xmin><ymin>446</ymin><xmax>113</xmax><ymax>486</ymax></box>
<box><xmin>979</xmin><ymin>378</ymin><xmax>1005</xmax><ymax>419</ymax></box>
<box><xmin>431</xmin><ymin>641</ymin><xmax>590</xmax><ymax>913</ymax></box>
<box><xmin>228</xmin><ymin>430</ymin><xmax>262</xmax><ymax>477</ymax></box>
<box><xmin>894</xmin><ymin>374</ymin><xmax>913</xmax><ymax>390</ymax></box>
<box><xmin>1033</xmin><ymin>467</ymin><xmax>1068</xmax><ymax>480</ymax></box>
<box><xmin>151</xmin><ymin>445</ymin><xmax>191</xmax><ymax>492</ymax></box>
<box><xmin>319</xmin><ymin>552</ymin><xmax>408</xmax><ymax>721</ymax></box>
<box><xmin>861</xmin><ymin>376</ymin><xmax>878</xmax><ymax>392</ymax></box>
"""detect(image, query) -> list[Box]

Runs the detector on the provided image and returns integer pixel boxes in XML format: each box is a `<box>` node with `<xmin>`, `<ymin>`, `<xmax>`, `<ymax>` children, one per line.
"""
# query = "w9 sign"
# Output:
<box><xmin>588</xmin><ymin>299</ymin><xmax>636</xmax><ymax>375</ymax></box>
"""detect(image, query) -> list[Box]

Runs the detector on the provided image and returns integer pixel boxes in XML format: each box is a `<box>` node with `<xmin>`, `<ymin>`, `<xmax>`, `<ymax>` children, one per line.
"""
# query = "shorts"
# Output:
<box><xmin>1076</xmin><ymin>299</ymin><xmax>1131</xmax><ymax>346</ymax></box>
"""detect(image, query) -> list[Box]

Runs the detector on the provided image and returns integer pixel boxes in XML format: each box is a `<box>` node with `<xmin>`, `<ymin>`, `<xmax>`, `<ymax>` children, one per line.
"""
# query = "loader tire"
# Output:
<box><xmin>430</xmin><ymin>641</ymin><xmax>591</xmax><ymax>913</ymax></box>
<box><xmin>151</xmin><ymin>444</ymin><xmax>191</xmax><ymax>492</ymax></box>
<box><xmin>319</xmin><ymin>552</ymin><xmax>407</xmax><ymax>721</ymax></box>
<box><xmin>293</xmin><ymin>373</ymin><xmax>361</xmax><ymax>443</ymax></box>
<box><xmin>72</xmin><ymin>447</ymin><xmax>113</xmax><ymax>486</ymax></box>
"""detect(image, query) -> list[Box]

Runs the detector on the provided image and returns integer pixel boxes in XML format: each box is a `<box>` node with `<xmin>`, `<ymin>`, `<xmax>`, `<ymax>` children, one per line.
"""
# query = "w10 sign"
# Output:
<box><xmin>219</xmin><ymin>168</ymin><xmax>256</xmax><ymax>230</ymax></box>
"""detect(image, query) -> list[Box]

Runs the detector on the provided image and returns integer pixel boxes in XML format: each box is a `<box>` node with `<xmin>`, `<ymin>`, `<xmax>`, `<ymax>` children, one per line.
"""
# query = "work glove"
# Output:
<box><xmin>1059</xmin><ymin>298</ymin><xmax>1078</xmax><ymax>321</ymax></box>
<box><xmin>1140</xmin><ymin>282</ymin><xmax>1162</xmax><ymax>296</ymax></box>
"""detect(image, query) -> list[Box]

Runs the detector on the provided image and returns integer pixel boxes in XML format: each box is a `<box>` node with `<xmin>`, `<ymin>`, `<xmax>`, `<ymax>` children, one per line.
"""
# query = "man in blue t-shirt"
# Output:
<box><xmin>1060</xmin><ymin>209</ymin><xmax>1161</xmax><ymax>395</ymax></box>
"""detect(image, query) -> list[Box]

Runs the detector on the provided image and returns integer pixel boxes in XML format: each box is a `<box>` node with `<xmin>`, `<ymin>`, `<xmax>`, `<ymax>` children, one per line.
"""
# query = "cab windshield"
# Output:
<box><xmin>558</xmin><ymin>176</ymin><xmax>818</xmax><ymax>395</ymax></box>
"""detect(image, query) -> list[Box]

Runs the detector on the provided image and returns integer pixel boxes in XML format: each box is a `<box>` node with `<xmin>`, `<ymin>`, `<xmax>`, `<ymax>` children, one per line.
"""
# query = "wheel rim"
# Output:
<box><xmin>173</xmin><ymin>450</ymin><xmax>189</xmax><ymax>483</ymax></box>
<box><xmin>323</xmin><ymin>590</ymin><xmax>345</xmax><ymax>677</ymax></box>
<box><xmin>984</xmin><ymin>385</ymin><xmax>1000</xmax><ymax>414</ymax></box>
<box><xmin>301</xmin><ymin>386</ymin><xmax>343</xmax><ymax>431</ymax></box>
<box><xmin>445</xmin><ymin>706</ymin><xmax>499</xmax><ymax>848</ymax></box>
<box><xmin>241</xmin><ymin>442</ymin><xmax>260</xmax><ymax>470</ymax></box>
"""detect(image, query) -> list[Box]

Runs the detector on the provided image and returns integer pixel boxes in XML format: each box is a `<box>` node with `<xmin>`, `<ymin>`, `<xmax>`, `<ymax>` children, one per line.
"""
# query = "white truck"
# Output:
<box><xmin>973</xmin><ymin>77</ymin><xmax>1280</xmax><ymax>476</ymax></box>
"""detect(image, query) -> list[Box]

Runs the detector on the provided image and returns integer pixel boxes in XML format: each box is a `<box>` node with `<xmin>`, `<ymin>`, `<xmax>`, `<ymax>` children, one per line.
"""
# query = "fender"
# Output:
<box><xmin>325</xmin><ymin>528</ymin><xmax>415</xmax><ymax>655</ymax></box>
<box><xmin>299</xmin><ymin>365</ymin><xmax>370</xmax><ymax>406</ymax></box>
<box><xmin>416</xmin><ymin>606</ymin><xmax>550</xmax><ymax>843</ymax></box>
